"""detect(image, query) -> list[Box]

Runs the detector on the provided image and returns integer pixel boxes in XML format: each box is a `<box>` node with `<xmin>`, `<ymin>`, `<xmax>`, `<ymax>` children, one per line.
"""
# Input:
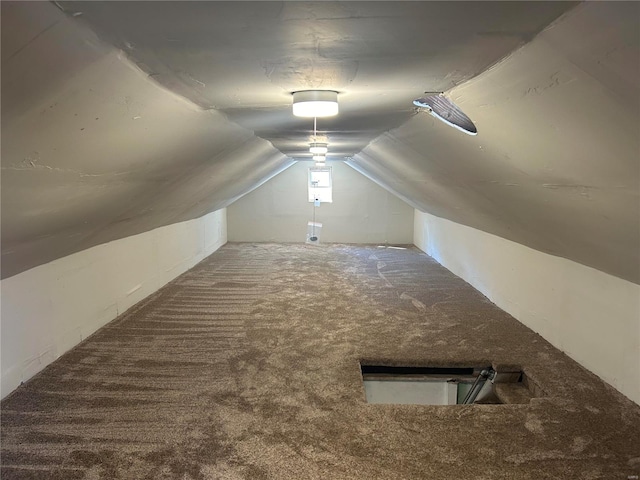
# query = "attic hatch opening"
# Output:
<box><xmin>361</xmin><ymin>364</ymin><xmax>537</xmax><ymax>405</ymax></box>
<box><xmin>413</xmin><ymin>93</ymin><xmax>478</xmax><ymax>135</ymax></box>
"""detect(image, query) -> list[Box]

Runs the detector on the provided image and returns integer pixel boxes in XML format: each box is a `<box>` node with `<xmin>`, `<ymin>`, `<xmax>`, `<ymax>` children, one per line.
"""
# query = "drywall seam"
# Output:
<box><xmin>345</xmin><ymin>158</ymin><xmax>422</xmax><ymax>211</ymax></box>
<box><xmin>0</xmin><ymin>209</ymin><xmax>227</xmax><ymax>399</ymax></box>
<box><xmin>221</xmin><ymin>158</ymin><xmax>295</xmax><ymax>207</ymax></box>
<box><xmin>413</xmin><ymin>209</ymin><xmax>640</xmax><ymax>405</ymax></box>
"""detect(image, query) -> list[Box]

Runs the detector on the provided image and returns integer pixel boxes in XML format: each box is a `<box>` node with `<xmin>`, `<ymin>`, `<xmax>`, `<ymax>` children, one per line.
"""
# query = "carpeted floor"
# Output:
<box><xmin>1</xmin><ymin>243</ymin><xmax>639</xmax><ymax>479</ymax></box>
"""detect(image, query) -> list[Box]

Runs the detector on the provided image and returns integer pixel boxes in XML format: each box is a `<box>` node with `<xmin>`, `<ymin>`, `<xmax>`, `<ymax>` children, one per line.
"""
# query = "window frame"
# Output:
<box><xmin>308</xmin><ymin>166</ymin><xmax>333</xmax><ymax>203</ymax></box>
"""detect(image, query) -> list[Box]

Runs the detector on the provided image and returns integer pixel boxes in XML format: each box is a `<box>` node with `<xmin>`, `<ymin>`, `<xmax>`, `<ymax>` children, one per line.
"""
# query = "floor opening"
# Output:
<box><xmin>361</xmin><ymin>364</ymin><xmax>535</xmax><ymax>405</ymax></box>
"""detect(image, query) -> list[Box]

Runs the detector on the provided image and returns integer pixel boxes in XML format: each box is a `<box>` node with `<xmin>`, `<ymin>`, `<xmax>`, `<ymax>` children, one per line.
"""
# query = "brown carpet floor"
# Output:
<box><xmin>1</xmin><ymin>243</ymin><xmax>639</xmax><ymax>479</ymax></box>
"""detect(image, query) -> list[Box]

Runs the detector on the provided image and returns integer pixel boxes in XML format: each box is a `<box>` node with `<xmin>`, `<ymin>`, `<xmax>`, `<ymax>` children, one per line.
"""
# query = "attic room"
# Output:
<box><xmin>1</xmin><ymin>1</ymin><xmax>639</xmax><ymax>478</ymax></box>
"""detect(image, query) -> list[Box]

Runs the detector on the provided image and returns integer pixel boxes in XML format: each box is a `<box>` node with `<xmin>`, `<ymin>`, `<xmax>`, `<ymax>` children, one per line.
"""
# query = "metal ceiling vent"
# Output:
<box><xmin>413</xmin><ymin>94</ymin><xmax>477</xmax><ymax>135</ymax></box>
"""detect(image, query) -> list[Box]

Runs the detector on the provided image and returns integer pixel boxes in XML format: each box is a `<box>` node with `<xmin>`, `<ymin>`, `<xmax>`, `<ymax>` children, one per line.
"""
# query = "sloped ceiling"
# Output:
<box><xmin>348</xmin><ymin>2</ymin><xmax>640</xmax><ymax>284</ymax></box>
<box><xmin>2</xmin><ymin>1</ymin><xmax>638</xmax><ymax>284</ymax></box>
<box><xmin>1</xmin><ymin>1</ymin><xmax>292</xmax><ymax>279</ymax></box>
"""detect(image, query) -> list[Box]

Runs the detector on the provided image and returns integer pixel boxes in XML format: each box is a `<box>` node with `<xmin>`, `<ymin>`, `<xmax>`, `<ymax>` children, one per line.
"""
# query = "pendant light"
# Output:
<box><xmin>309</xmin><ymin>143</ymin><xmax>328</xmax><ymax>155</ymax></box>
<box><xmin>310</xmin><ymin>117</ymin><xmax>328</xmax><ymax>163</ymax></box>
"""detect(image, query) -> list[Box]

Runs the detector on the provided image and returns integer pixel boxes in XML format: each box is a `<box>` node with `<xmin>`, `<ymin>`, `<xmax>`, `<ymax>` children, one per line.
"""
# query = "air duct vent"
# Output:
<box><xmin>414</xmin><ymin>94</ymin><xmax>477</xmax><ymax>135</ymax></box>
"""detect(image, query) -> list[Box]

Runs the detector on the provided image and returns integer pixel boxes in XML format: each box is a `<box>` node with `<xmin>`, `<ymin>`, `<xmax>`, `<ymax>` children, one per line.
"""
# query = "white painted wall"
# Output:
<box><xmin>228</xmin><ymin>162</ymin><xmax>414</xmax><ymax>244</ymax></box>
<box><xmin>414</xmin><ymin>210</ymin><xmax>640</xmax><ymax>405</ymax></box>
<box><xmin>0</xmin><ymin>209</ymin><xmax>227</xmax><ymax>399</ymax></box>
<box><xmin>364</xmin><ymin>380</ymin><xmax>458</xmax><ymax>405</ymax></box>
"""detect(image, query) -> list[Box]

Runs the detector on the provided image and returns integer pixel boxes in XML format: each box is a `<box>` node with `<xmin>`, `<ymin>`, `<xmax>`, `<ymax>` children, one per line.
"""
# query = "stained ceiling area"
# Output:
<box><xmin>1</xmin><ymin>1</ymin><xmax>638</xmax><ymax>283</ymax></box>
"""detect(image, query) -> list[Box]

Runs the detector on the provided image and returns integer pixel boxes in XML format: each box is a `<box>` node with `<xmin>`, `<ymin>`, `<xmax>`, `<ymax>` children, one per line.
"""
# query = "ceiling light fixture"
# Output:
<box><xmin>312</xmin><ymin>154</ymin><xmax>326</xmax><ymax>161</ymax></box>
<box><xmin>293</xmin><ymin>90</ymin><xmax>338</xmax><ymax>117</ymax></box>
<box><xmin>413</xmin><ymin>93</ymin><xmax>477</xmax><ymax>135</ymax></box>
<box><xmin>309</xmin><ymin>142</ymin><xmax>328</xmax><ymax>155</ymax></box>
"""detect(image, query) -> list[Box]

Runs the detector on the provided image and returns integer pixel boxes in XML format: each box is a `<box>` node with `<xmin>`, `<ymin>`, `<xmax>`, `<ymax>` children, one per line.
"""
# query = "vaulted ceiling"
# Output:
<box><xmin>2</xmin><ymin>1</ymin><xmax>638</xmax><ymax>283</ymax></box>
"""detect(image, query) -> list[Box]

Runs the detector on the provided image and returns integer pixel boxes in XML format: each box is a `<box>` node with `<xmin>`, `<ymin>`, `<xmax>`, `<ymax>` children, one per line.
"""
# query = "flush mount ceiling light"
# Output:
<box><xmin>292</xmin><ymin>90</ymin><xmax>338</xmax><ymax>117</ymax></box>
<box><xmin>309</xmin><ymin>142</ymin><xmax>328</xmax><ymax>155</ymax></box>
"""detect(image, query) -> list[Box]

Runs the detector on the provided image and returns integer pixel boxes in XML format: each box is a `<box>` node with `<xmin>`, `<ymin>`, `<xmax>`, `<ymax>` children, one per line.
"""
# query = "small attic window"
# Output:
<box><xmin>413</xmin><ymin>94</ymin><xmax>477</xmax><ymax>135</ymax></box>
<box><xmin>308</xmin><ymin>166</ymin><xmax>332</xmax><ymax>203</ymax></box>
